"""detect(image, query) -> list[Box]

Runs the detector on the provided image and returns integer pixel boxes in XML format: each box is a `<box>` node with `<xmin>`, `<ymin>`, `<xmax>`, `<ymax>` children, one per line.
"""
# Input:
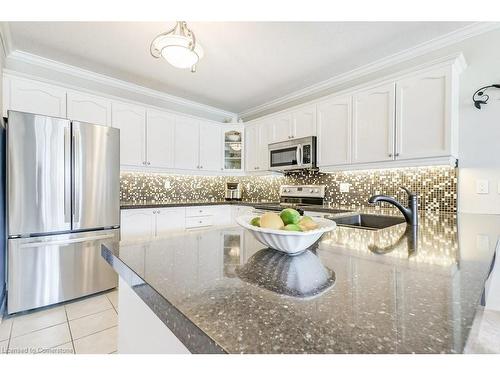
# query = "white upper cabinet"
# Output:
<box><xmin>67</xmin><ymin>91</ymin><xmax>111</xmax><ymax>126</ymax></box>
<box><xmin>174</xmin><ymin>116</ymin><xmax>200</xmax><ymax>170</ymax></box>
<box><xmin>112</xmin><ymin>102</ymin><xmax>146</xmax><ymax>167</ymax></box>
<box><xmin>146</xmin><ymin>109</ymin><xmax>175</xmax><ymax>169</ymax></box>
<box><xmin>245</xmin><ymin>122</ymin><xmax>269</xmax><ymax>172</ymax></box>
<box><xmin>352</xmin><ymin>82</ymin><xmax>396</xmax><ymax>164</ymax></box>
<box><xmin>317</xmin><ymin>95</ymin><xmax>352</xmax><ymax>166</ymax></box>
<box><xmin>395</xmin><ymin>67</ymin><xmax>454</xmax><ymax>160</ymax></box>
<box><xmin>271</xmin><ymin>113</ymin><xmax>293</xmax><ymax>143</ymax></box>
<box><xmin>3</xmin><ymin>75</ymin><xmax>66</xmax><ymax>118</ymax></box>
<box><xmin>199</xmin><ymin>122</ymin><xmax>222</xmax><ymax>171</ymax></box>
<box><xmin>245</xmin><ymin>123</ymin><xmax>259</xmax><ymax>172</ymax></box>
<box><xmin>292</xmin><ymin>104</ymin><xmax>317</xmax><ymax>139</ymax></box>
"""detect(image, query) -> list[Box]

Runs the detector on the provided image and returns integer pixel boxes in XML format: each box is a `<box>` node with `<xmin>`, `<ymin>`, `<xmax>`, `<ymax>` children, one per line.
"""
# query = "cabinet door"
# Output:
<box><xmin>174</xmin><ymin>116</ymin><xmax>200</xmax><ymax>170</ymax></box>
<box><xmin>112</xmin><ymin>102</ymin><xmax>146</xmax><ymax>167</ymax></box>
<box><xmin>352</xmin><ymin>83</ymin><xmax>395</xmax><ymax>164</ymax></box>
<box><xmin>199</xmin><ymin>122</ymin><xmax>222</xmax><ymax>171</ymax></box>
<box><xmin>317</xmin><ymin>95</ymin><xmax>352</xmax><ymax>166</ymax></box>
<box><xmin>120</xmin><ymin>209</ymin><xmax>155</xmax><ymax>240</ymax></box>
<box><xmin>271</xmin><ymin>113</ymin><xmax>293</xmax><ymax>142</ymax></box>
<box><xmin>292</xmin><ymin>104</ymin><xmax>316</xmax><ymax>138</ymax></box>
<box><xmin>146</xmin><ymin>109</ymin><xmax>175</xmax><ymax>169</ymax></box>
<box><xmin>258</xmin><ymin>121</ymin><xmax>271</xmax><ymax>170</ymax></box>
<box><xmin>396</xmin><ymin>67</ymin><xmax>452</xmax><ymax>160</ymax></box>
<box><xmin>4</xmin><ymin>76</ymin><xmax>66</xmax><ymax>118</ymax></box>
<box><xmin>155</xmin><ymin>208</ymin><xmax>186</xmax><ymax>237</ymax></box>
<box><xmin>67</xmin><ymin>91</ymin><xmax>111</xmax><ymax>126</ymax></box>
<box><xmin>245</xmin><ymin>123</ymin><xmax>259</xmax><ymax>172</ymax></box>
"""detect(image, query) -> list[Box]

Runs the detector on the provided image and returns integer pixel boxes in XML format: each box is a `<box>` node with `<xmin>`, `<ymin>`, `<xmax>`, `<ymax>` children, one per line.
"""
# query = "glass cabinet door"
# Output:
<box><xmin>224</xmin><ymin>130</ymin><xmax>243</xmax><ymax>171</ymax></box>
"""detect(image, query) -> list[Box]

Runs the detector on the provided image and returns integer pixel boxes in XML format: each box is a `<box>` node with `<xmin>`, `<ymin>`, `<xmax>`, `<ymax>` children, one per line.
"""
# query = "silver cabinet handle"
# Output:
<box><xmin>200</xmin><ymin>165</ymin><xmax>203</xmax><ymax>169</ymax></box>
<box><xmin>147</xmin><ymin>161</ymin><xmax>151</xmax><ymax>165</ymax></box>
<box><xmin>395</xmin><ymin>153</ymin><xmax>400</xmax><ymax>157</ymax></box>
<box><xmin>389</xmin><ymin>153</ymin><xmax>393</xmax><ymax>157</ymax></box>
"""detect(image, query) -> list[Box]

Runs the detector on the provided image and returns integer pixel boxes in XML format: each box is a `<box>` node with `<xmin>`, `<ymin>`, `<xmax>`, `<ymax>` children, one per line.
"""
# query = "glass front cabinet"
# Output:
<box><xmin>222</xmin><ymin>126</ymin><xmax>244</xmax><ymax>172</ymax></box>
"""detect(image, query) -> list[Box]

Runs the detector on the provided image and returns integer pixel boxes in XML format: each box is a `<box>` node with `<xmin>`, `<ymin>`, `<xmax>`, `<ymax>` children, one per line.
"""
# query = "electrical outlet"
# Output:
<box><xmin>339</xmin><ymin>182</ymin><xmax>350</xmax><ymax>193</ymax></box>
<box><xmin>476</xmin><ymin>180</ymin><xmax>489</xmax><ymax>194</ymax></box>
<box><xmin>164</xmin><ymin>180</ymin><xmax>171</xmax><ymax>189</ymax></box>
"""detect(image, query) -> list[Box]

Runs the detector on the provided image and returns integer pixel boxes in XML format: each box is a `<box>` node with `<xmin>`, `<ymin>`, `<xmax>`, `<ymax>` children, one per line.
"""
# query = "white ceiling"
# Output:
<box><xmin>6</xmin><ymin>21</ymin><xmax>473</xmax><ymax>114</ymax></box>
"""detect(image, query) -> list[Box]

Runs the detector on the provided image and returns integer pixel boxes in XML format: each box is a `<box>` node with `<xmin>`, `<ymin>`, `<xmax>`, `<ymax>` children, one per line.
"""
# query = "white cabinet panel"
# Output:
<box><xmin>245</xmin><ymin>123</ymin><xmax>260</xmax><ymax>172</ymax></box>
<box><xmin>317</xmin><ymin>95</ymin><xmax>352</xmax><ymax>166</ymax></box>
<box><xmin>271</xmin><ymin>113</ymin><xmax>293</xmax><ymax>142</ymax></box>
<box><xmin>67</xmin><ymin>91</ymin><xmax>111</xmax><ymax>126</ymax></box>
<box><xmin>146</xmin><ymin>109</ymin><xmax>175</xmax><ymax>169</ymax></box>
<box><xmin>245</xmin><ymin>122</ymin><xmax>270</xmax><ymax>172</ymax></box>
<box><xmin>352</xmin><ymin>83</ymin><xmax>395</xmax><ymax>164</ymax></box>
<box><xmin>231</xmin><ymin>206</ymin><xmax>254</xmax><ymax>224</ymax></box>
<box><xmin>112</xmin><ymin>102</ymin><xmax>146</xmax><ymax>167</ymax></box>
<box><xmin>174</xmin><ymin>117</ymin><xmax>199</xmax><ymax>170</ymax></box>
<box><xmin>121</xmin><ymin>209</ymin><xmax>155</xmax><ymax>240</ymax></box>
<box><xmin>4</xmin><ymin>76</ymin><xmax>66</xmax><ymax>118</ymax></box>
<box><xmin>396</xmin><ymin>67</ymin><xmax>453</xmax><ymax>160</ymax></box>
<box><xmin>199</xmin><ymin>122</ymin><xmax>222</xmax><ymax>171</ymax></box>
<box><xmin>292</xmin><ymin>104</ymin><xmax>316</xmax><ymax>138</ymax></box>
<box><xmin>155</xmin><ymin>208</ymin><xmax>186</xmax><ymax>236</ymax></box>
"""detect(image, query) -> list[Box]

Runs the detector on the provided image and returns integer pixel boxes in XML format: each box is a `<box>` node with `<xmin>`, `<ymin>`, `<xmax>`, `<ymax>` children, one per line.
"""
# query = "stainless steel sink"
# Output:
<box><xmin>332</xmin><ymin>214</ymin><xmax>406</xmax><ymax>230</ymax></box>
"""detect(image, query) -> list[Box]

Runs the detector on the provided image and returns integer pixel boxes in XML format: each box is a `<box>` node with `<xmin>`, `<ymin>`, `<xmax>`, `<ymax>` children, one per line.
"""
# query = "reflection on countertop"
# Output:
<box><xmin>102</xmin><ymin>212</ymin><xmax>500</xmax><ymax>353</ymax></box>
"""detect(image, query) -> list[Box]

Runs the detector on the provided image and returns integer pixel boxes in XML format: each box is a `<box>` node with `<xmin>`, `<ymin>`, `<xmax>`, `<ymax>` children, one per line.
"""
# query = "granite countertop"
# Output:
<box><xmin>102</xmin><ymin>212</ymin><xmax>500</xmax><ymax>353</ymax></box>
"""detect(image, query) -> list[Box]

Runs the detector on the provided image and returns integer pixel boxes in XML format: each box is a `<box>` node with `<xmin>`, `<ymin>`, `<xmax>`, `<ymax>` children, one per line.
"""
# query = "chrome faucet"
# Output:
<box><xmin>368</xmin><ymin>187</ymin><xmax>418</xmax><ymax>226</ymax></box>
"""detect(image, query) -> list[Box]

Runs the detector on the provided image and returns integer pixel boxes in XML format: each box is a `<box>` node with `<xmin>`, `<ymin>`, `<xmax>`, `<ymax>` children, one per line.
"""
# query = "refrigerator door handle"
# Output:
<box><xmin>72</xmin><ymin>128</ymin><xmax>80</xmax><ymax>224</ymax></box>
<box><xmin>64</xmin><ymin>125</ymin><xmax>71</xmax><ymax>223</ymax></box>
<box><xmin>19</xmin><ymin>234</ymin><xmax>115</xmax><ymax>248</ymax></box>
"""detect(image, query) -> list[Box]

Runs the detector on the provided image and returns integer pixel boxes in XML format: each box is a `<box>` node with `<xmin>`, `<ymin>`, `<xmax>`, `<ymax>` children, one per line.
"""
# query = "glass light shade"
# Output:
<box><xmin>154</xmin><ymin>34</ymin><xmax>204</xmax><ymax>69</ymax></box>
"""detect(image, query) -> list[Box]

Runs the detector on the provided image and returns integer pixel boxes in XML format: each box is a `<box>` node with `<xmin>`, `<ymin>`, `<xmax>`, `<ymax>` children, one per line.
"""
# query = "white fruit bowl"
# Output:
<box><xmin>236</xmin><ymin>214</ymin><xmax>337</xmax><ymax>255</ymax></box>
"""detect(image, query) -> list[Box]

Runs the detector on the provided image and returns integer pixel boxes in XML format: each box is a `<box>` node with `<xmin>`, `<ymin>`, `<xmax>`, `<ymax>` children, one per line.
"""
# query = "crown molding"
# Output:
<box><xmin>6</xmin><ymin>49</ymin><xmax>237</xmax><ymax>120</ymax></box>
<box><xmin>239</xmin><ymin>22</ymin><xmax>500</xmax><ymax>120</ymax></box>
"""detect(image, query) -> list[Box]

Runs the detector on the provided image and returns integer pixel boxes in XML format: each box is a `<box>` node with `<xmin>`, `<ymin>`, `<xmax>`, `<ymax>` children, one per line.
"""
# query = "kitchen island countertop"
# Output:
<box><xmin>102</xmin><ymin>212</ymin><xmax>500</xmax><ymax>353</ymax></box>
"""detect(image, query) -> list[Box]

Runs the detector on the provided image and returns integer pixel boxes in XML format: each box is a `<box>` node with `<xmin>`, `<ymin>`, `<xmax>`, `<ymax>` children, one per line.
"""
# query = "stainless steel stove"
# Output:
<box><xmin>252</xmin><ymin>185</ymin><xmax>329</xmax><ymax>215</ymax></box>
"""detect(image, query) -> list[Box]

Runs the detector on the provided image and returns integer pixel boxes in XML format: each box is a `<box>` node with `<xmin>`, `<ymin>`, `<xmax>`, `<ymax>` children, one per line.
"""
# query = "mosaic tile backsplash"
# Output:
<box><xmin>121</xmin><ymin>166</ymin><xmax>457</xmax><ymax>213</ymax></box>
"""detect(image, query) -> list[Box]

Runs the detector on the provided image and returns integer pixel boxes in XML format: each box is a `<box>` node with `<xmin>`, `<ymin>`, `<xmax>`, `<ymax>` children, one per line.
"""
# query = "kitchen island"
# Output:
<box><xmin>102</xmin><ymin>212</ymin><xmax>500</xmax><ymax>354</ymax></box>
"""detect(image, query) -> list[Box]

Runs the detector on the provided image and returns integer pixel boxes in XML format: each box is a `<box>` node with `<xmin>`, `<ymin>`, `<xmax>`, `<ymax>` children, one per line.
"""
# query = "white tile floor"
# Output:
<box><xmin>0</xmin><ymin>289</ymin><xmax>118</xmax><ymax>354</ymax></box>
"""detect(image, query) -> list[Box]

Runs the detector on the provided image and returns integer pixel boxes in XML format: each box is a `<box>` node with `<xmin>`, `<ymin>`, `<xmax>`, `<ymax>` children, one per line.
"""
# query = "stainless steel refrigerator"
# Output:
<box><xmin>6</xmin><ymin>111</ymin><xmax>120</xmax><ymax>314</ymax></box>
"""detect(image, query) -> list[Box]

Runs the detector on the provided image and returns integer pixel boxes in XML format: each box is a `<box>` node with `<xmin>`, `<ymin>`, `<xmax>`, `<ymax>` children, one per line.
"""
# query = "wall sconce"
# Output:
<box><xmin>473</xmin><ymin>84</ymin><xmax>500</xmax><ymax>109</ymax></box>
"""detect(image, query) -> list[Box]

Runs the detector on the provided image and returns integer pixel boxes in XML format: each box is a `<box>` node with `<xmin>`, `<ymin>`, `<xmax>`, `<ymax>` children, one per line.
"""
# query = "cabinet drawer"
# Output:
<box><xmin>186</xmin><ymin>216</ymin><xmax>213</xmax><ymax>229</ymax></box>
<box><xmin>186</xmin><ymin>206</ymin><xmax>218</xmax><ymax>217</ymax></box>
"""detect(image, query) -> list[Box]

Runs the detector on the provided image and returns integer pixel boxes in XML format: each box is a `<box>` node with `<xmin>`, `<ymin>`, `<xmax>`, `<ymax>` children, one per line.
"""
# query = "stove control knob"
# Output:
<box><xmin>314</xmin><ymin>189</ymin><xmax>319</xmax><ymax>193</ymax></box>
<box><xmin>309</xmin><ymin>189</ymin><xmax>314</xmax><ymax>193</ymax></box>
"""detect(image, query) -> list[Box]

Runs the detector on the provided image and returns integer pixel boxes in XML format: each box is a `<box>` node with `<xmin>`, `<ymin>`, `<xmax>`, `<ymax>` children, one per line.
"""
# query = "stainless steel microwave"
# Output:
<box><xmin>268</xmin><ymin>136</ymin><xmax>317</xmax><ymax>172</ymax></box>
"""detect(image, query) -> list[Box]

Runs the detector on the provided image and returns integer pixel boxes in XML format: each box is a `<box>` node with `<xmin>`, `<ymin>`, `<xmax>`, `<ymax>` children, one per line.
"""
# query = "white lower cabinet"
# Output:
<box><xmin>121</xmin><ymin>205</ymin><xmax>241</xmax><ymax>239</ymax></box>
<box><xmin>231</xmin><ymin>206</ymin><xmax>254</xmax><ymax>223</ymax></box>
<box><xmin>120</xmin><ymin>209</ymin><xmax>155</xmax><ymax>240</ymax></box>
<box><xmin>155</xmin><ymin>208</ymin><xmax>186</xmax><ymax>236</ymax></box>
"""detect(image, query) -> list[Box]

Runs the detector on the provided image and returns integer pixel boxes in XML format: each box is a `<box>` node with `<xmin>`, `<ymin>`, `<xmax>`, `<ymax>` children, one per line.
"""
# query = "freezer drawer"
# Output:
<box><xmin>7</xmin><ymin>229</ymin><xmax>119</xmax><ymax>314</ymax></box>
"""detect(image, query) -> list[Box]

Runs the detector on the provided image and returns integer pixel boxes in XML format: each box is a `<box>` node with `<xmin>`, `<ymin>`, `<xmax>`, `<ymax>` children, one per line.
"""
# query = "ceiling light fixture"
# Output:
<box><xmin>150</xmin><ymin>21</ymin><xmax>203</xmax><ymax>73</ymax></box>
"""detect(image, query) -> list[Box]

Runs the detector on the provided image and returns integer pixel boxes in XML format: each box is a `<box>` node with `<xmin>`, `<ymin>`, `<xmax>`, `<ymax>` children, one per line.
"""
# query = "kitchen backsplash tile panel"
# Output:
<box><xmin>120</xmin><ymin>166</ymin><xmax>457</xmax><ymax>213</ymax></box>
